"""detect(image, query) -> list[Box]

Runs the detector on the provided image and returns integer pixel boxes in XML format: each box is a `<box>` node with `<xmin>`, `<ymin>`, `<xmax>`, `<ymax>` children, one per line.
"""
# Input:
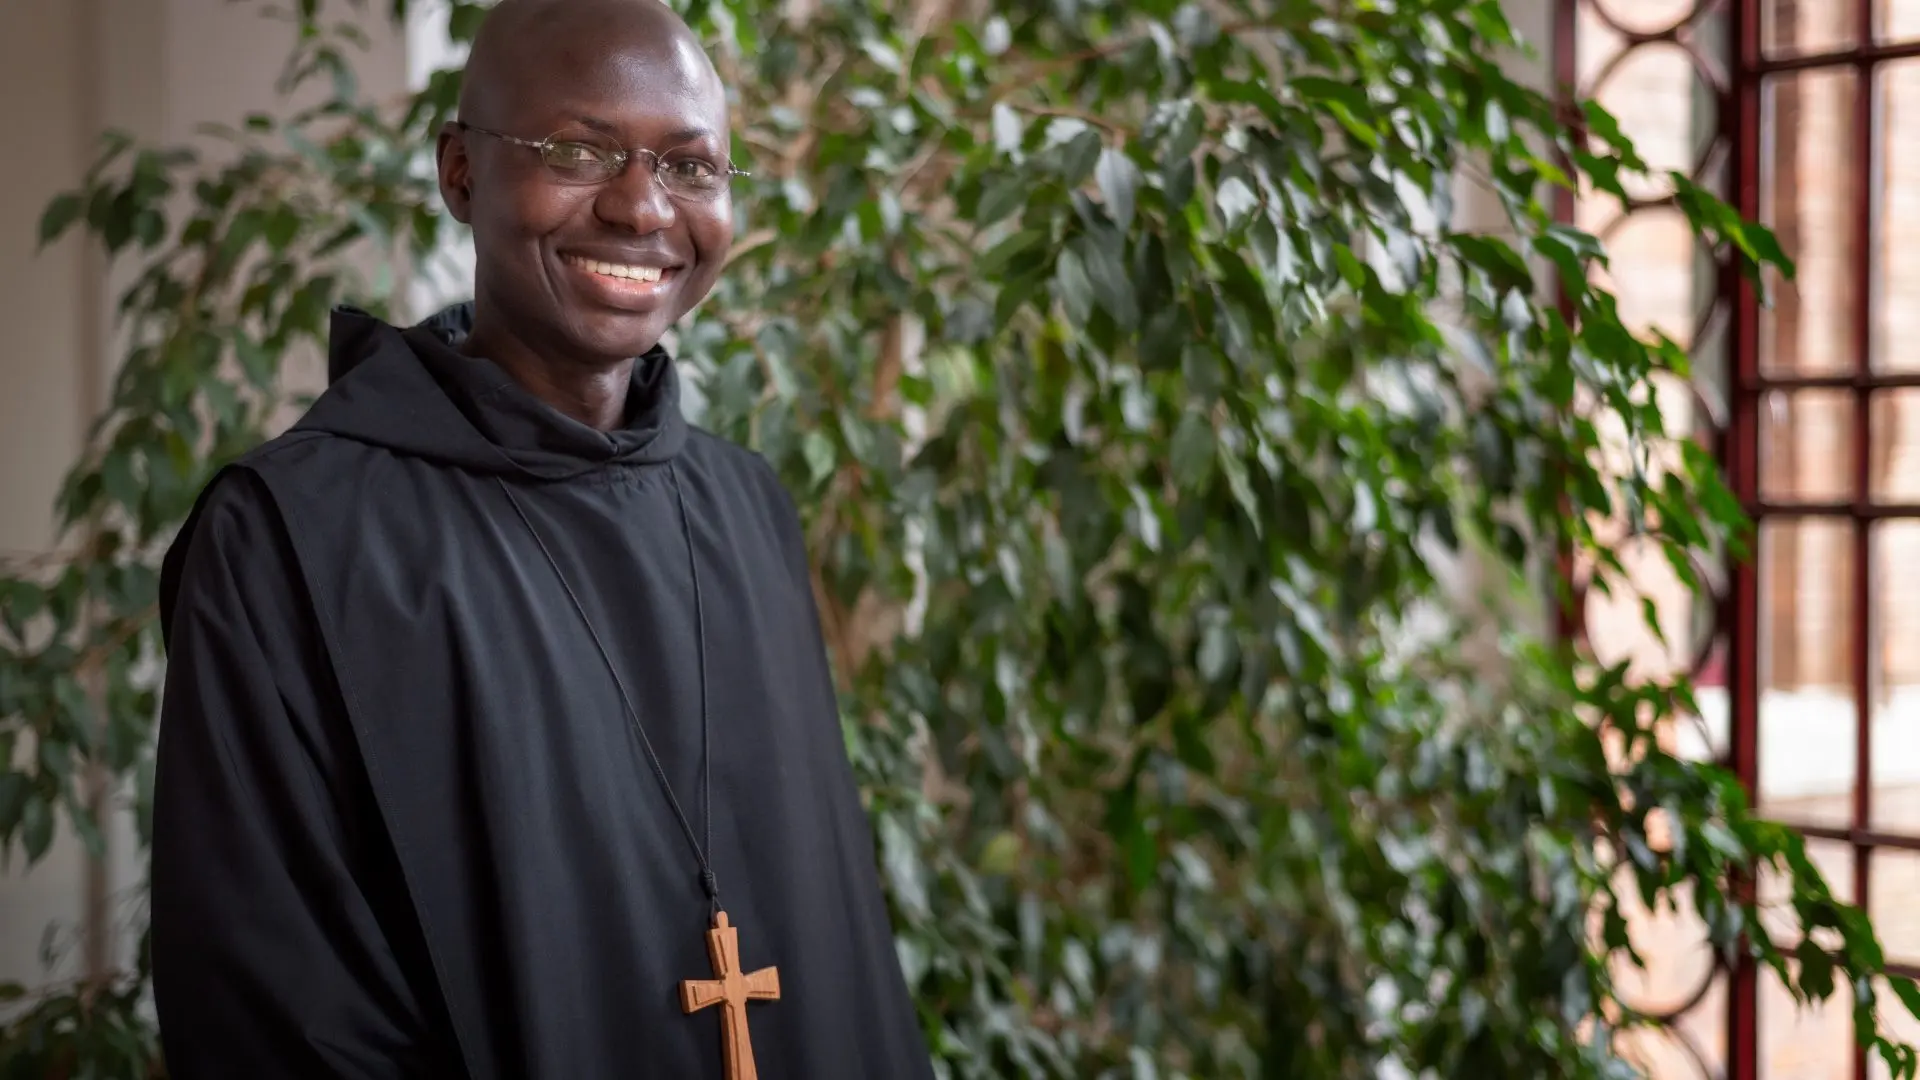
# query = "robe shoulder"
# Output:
<box><xmin>161</xmin><ymin>421</ymin><xmax>808</xmax><ymax>670</ymax></box>
<box><xmin>177</xmin><ymin>423</ymin><xmax>797</xmax><ymax>518</ymax></box>
<box><xmin>684</xmin><ymin>426</ymin><xmax>790</xmax><ymax>505</ymax></box>
<box><xmin>683</xmin><ymin>428</ymin><xmax>813</xmax><ymax>554</ymax></box>
<box><xmin>158</xmin><ymin>434</ymin><xmax>324</xmax><ymax>646</ymax></box>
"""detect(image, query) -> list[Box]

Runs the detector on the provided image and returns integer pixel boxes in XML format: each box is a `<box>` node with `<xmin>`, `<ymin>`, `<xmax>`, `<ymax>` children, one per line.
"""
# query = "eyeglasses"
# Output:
<box><xmin>456</xmin><ymin>122</ymin><xmax>749</xmax><ymax>201</ymax></box>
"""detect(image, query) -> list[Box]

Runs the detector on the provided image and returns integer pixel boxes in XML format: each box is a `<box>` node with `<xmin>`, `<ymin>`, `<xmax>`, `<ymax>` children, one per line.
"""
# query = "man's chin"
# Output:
<box><xmin>562</xmin><ymin>313</ymin><xmax>670</xmax><ymax>365</ymax></box>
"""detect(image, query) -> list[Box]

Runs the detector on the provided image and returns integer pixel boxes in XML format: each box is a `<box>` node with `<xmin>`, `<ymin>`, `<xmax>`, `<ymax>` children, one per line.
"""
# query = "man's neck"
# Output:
<box><xmin>461</xmin><ymin>323</ymin><xmax>632</xmax><ymax>432</ymax></box>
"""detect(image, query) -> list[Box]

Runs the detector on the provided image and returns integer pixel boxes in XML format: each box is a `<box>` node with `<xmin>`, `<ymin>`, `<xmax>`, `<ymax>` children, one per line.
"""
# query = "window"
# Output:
<box><xmin>1560</xmin><ymin>1</ymin><xmax>1920</xmax><ymax>1076</ymax></box>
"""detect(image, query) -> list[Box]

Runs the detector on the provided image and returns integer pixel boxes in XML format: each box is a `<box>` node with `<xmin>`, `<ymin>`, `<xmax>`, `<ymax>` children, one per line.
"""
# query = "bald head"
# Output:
<box><xmin>459</xmin><ymin>0</ymin><xmax>721</xmax><ymax>125</ymax></box>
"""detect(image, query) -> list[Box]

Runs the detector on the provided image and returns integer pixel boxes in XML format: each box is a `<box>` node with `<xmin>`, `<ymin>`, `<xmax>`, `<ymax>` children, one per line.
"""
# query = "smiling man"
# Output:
<box><xmin>147</xmin><ymin>1</ymin><xmax>933</xmax><ymax>1077</ymax></box>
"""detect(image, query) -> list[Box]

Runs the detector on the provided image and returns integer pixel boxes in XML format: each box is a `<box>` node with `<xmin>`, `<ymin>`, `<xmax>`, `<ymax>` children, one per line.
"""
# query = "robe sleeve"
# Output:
<box><xmin>151</xmin><ymin>469</ymin><xmax>447</xmax><ymax>1078</ymax></box>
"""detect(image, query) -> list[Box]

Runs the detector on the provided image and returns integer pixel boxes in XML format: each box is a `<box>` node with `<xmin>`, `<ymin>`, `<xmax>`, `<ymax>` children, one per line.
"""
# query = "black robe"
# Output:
<box><xmin>150</xmin><ymin>304</ymin><xmax>933</xmax><ymax>1080</ymax></box>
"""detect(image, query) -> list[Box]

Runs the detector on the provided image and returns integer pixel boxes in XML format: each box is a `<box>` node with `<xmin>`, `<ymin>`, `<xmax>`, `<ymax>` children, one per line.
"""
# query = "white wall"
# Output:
<box><xmin>0</xmin><ymin>6</ymin><xmax>93</xmax><ymax>559</ymax></box>
<box><xmin>0</xmin><ymin>0</ymin><xmax>96</xmax><ymax>996</ymax></box>
<box><xmin>0</xmin><ymin>0</ymin><xmax>407</xmax><ymax>994</ymax></box>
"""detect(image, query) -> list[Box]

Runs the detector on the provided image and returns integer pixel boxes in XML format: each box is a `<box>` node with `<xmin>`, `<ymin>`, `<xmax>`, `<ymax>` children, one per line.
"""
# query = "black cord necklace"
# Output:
<box><xmin>495</xmin><ymin>467</ymin><xmax>720</xmax><ymax>914</ymax></box>
<box><xmin>497</xmin><ymin>462</ymin><xmax>785</xmax><ymax>1079</ymax></box>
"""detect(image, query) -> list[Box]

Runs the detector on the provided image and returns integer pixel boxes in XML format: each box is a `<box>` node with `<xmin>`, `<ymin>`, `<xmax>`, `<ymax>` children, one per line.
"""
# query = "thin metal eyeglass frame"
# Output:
<box><xmin>454</xmin><ymin>121</ymin><xmax>750</xmax><ymax>197</ymax></box>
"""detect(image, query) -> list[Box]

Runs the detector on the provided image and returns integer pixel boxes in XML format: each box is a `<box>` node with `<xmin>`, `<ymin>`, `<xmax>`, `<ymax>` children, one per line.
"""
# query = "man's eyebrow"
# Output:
<box><xmin>570</xmin><ymin>116</ymin><xmax>722</xmax><ymax>145</ymax></box>
<box><xmin>662</xmin><ymin>126</ymin><xmax>723</xmax><ymax>146</ymax></box>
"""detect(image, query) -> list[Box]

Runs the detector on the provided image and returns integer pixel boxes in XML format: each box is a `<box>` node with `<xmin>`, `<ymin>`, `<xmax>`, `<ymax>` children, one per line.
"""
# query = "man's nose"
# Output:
<box><xmin>594</xmin><ymin>157</ymin><xmax>677</xmax><ymax>233</ymax></box>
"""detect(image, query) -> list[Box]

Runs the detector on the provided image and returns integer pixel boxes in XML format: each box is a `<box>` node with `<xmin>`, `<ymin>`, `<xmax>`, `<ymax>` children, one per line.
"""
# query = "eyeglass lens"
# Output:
<box><xmin>538</xmin><ymin>131</ymin><xmax>733</xmax><ymax>198</ymax></box>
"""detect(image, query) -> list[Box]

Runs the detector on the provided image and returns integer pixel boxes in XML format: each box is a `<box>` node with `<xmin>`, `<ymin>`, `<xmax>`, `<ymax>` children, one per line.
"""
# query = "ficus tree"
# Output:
<box><xmin>1</xmin><ymin>0</ymin><xmax>1912</xmax><ymax>1076</ymax></box>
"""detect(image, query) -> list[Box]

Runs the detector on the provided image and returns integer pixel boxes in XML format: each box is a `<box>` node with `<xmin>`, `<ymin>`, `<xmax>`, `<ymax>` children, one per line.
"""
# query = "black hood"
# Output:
<box><xmin>300</xmin><ymin>303</ymin><xmax>687</xmax><ymax>481</ymax></box>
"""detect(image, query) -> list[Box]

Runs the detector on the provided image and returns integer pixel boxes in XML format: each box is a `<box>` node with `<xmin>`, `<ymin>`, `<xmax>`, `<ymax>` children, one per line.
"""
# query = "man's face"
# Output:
<box><xmin>438</xmin><ymin>29</ymin><xmax>735</xmax><ymax>366</ymax></box>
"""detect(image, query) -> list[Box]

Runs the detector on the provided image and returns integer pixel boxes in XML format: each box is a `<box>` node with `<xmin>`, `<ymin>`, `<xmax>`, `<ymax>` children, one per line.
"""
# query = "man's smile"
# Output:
<box><xmin>565</xmin><ymin>255</ymin><xmax>668</xmax><ymax>282</ymax></box>
<box><xmin>560</xmin><ymin>253</ymin><xmax>680</xmax><ymax>305</ymax></box>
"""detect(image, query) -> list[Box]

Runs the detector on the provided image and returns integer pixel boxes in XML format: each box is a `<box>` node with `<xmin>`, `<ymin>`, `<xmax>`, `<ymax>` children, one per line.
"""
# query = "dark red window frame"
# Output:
<box><xmin>1557</xmin><ymin>1</ymin><xmax>1920</xmax><ymax>1077</ymax></box>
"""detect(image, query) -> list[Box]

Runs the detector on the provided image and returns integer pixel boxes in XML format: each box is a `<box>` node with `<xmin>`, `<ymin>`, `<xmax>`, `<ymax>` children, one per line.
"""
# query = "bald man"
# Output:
<box><xmin>148</xmin><ymin>1</ymin><xmax>934</xmax><ymax>1076</ymax></box>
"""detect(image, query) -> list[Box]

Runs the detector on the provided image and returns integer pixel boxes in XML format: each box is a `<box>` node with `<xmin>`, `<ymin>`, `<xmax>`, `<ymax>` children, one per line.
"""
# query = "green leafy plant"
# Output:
<box><xmin>3</xmin><ymin>0</ymin><xmax>1913</xmax><ymax>1076</ymax></box>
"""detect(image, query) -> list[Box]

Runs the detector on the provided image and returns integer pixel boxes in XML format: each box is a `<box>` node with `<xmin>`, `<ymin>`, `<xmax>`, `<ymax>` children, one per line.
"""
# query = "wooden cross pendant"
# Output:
<box><xmin>679</xmin><ymin>910</ymin><xmax>781</xmax><ymax>1080</ymax></box>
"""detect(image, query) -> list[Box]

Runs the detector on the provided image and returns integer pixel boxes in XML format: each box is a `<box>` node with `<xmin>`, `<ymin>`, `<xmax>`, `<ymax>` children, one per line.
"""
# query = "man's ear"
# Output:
<box><xmin>437</xmin><ymin>122</ymin><xmax>474</xmax><ymax>225</ymax></box>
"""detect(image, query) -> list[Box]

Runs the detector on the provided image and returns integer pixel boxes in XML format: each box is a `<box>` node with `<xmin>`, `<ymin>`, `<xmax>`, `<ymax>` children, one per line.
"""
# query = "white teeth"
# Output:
<box><xmin>569</xmin><ymin>256</ymin><xmax>663</xmax><ymax>283</ymax></box>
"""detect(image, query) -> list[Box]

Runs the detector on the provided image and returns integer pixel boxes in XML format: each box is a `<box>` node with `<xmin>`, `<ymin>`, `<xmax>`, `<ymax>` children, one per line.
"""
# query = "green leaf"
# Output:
<box><xmin>1451</xmin><ymin>233</ymin><xmax>1533</xmax><ymax>292</ymax></box>
<box><xmin>977</xmin><ymin>227</ymin><xmax>1048</xmax><ymax>277</ymax></box>
<box><xmin>1053</xmin><ymin>247</ymin><xmax>1094</xmax><ymax>326</ymax></box>
<box><xmin>1150</xmin><ymin>99</ymin><xmax>1202</xmax><ymax>166</ymax></box>
<box><xmin>1169</xmin><ymin>411</ymin><xmax>1215</xmax><ymax>488</ymax></box>
<box><xmin>1073</xmin><ymin>238</ymin><xmax>1137</xmax><ymax>329</ymax></box>
<box><xmin>1701</xmin><ymin>821</ymin><xmax>1745</xmax><ymax>860</ymax></box>
<box><xmin>102</xmin><ymin>451</ymin><xmax>141</xmax><ymax>511</ymax></box>
<box><xmin>1217</xmin><ymin>444</ymin><xmax>1262</xmax><ymax>536</ymax></box>
<box><xmin>1797</xmin><ymin>937</ymin><xmax>1837</xmax><ymax>1001</ymax></box>
<box><xmin>879</xmin><ymin>814</ymin><xmax>929</xmax><ymax>920</ymax></box>
<box><xmin>1096</xmin><ymin>146</ymin><xmax>1141</xmax><ymax>228</ymax></box>
<box><xmin>20</xmin><ymin>795</ymin><xmax>52</xmax><ymax>863</ymax></box>
<box><xmin>38</xmin><ymin>193</ymin><xmax>84</xmax><ymax>248</ymax></box>
<box><xmin>1893</xmin><ymin>976</ymin><xmax>1920</xmax><ymax>1021</ymax></box>
<box><xmin>1172</xmin><ymin>714</ymin><xmax>1215</xmax><ymax>773</ymax></box>
<box><xmin>1215</xmin><ymin>177</ymin><xmax>1259</xmax><ymax>230</ymax></box>
<box><xmin>0</xmin><ymin>773</ymin><xmax>26</xmax><ymax>833</ymax></box>
<box><xmin>1291</xmin><ymin>76</ymin><xmax>1370</xmax><ymax>115</ymax></box>
<box><xmin>448</xmin><ymin>2</ymin><xmax>489</xmax><ymax>41</ymax></box>
<box><xmin>266</xmin><ymin>205</ymin><xmax>302</xmax><ymax>252</ymax></box>
<box><xmin>1580</xmin><ymin>100</ymin><xmax>1640</xmax><ymax>165</ymax></box>
<box><xmin>1194</xmin><ymin>621</ymin><xmax>1234</xmax><ymax>684</ymax></box>
<box><xmin>802</xmin><ymin>430</ymin><xmax>836</xmax><ymax>487</ymax></box>
<box><xmin>38</xmin><ymin>736</ymin><xmax>72</xmax><ymax>786</ymax></box>
<box><xmin>1125</xmin><ymin>817</ymin><xmax>1157</xmax><ymax>891</ymax></box>
<box><xmin>1053</xmin><ymin>129</ymin><xmax>1102</xmax><ymax>187</ymax></box>
<box><xmin>976</xmin><ymin>174</ymin><xmax>1027</xmax><ymax>226</ymax></box>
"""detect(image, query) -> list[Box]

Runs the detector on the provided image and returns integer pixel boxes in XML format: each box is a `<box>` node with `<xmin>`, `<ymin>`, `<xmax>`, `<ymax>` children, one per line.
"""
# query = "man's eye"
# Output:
<box><xmin>546</xmin><ymin>143</ymin><xmax>607</xmax><ymax>168</ymax></box>
<box><xmin>666</xmin><ymin>157</ymin><xmax>720</xmax><ymax>180</ymax></box>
